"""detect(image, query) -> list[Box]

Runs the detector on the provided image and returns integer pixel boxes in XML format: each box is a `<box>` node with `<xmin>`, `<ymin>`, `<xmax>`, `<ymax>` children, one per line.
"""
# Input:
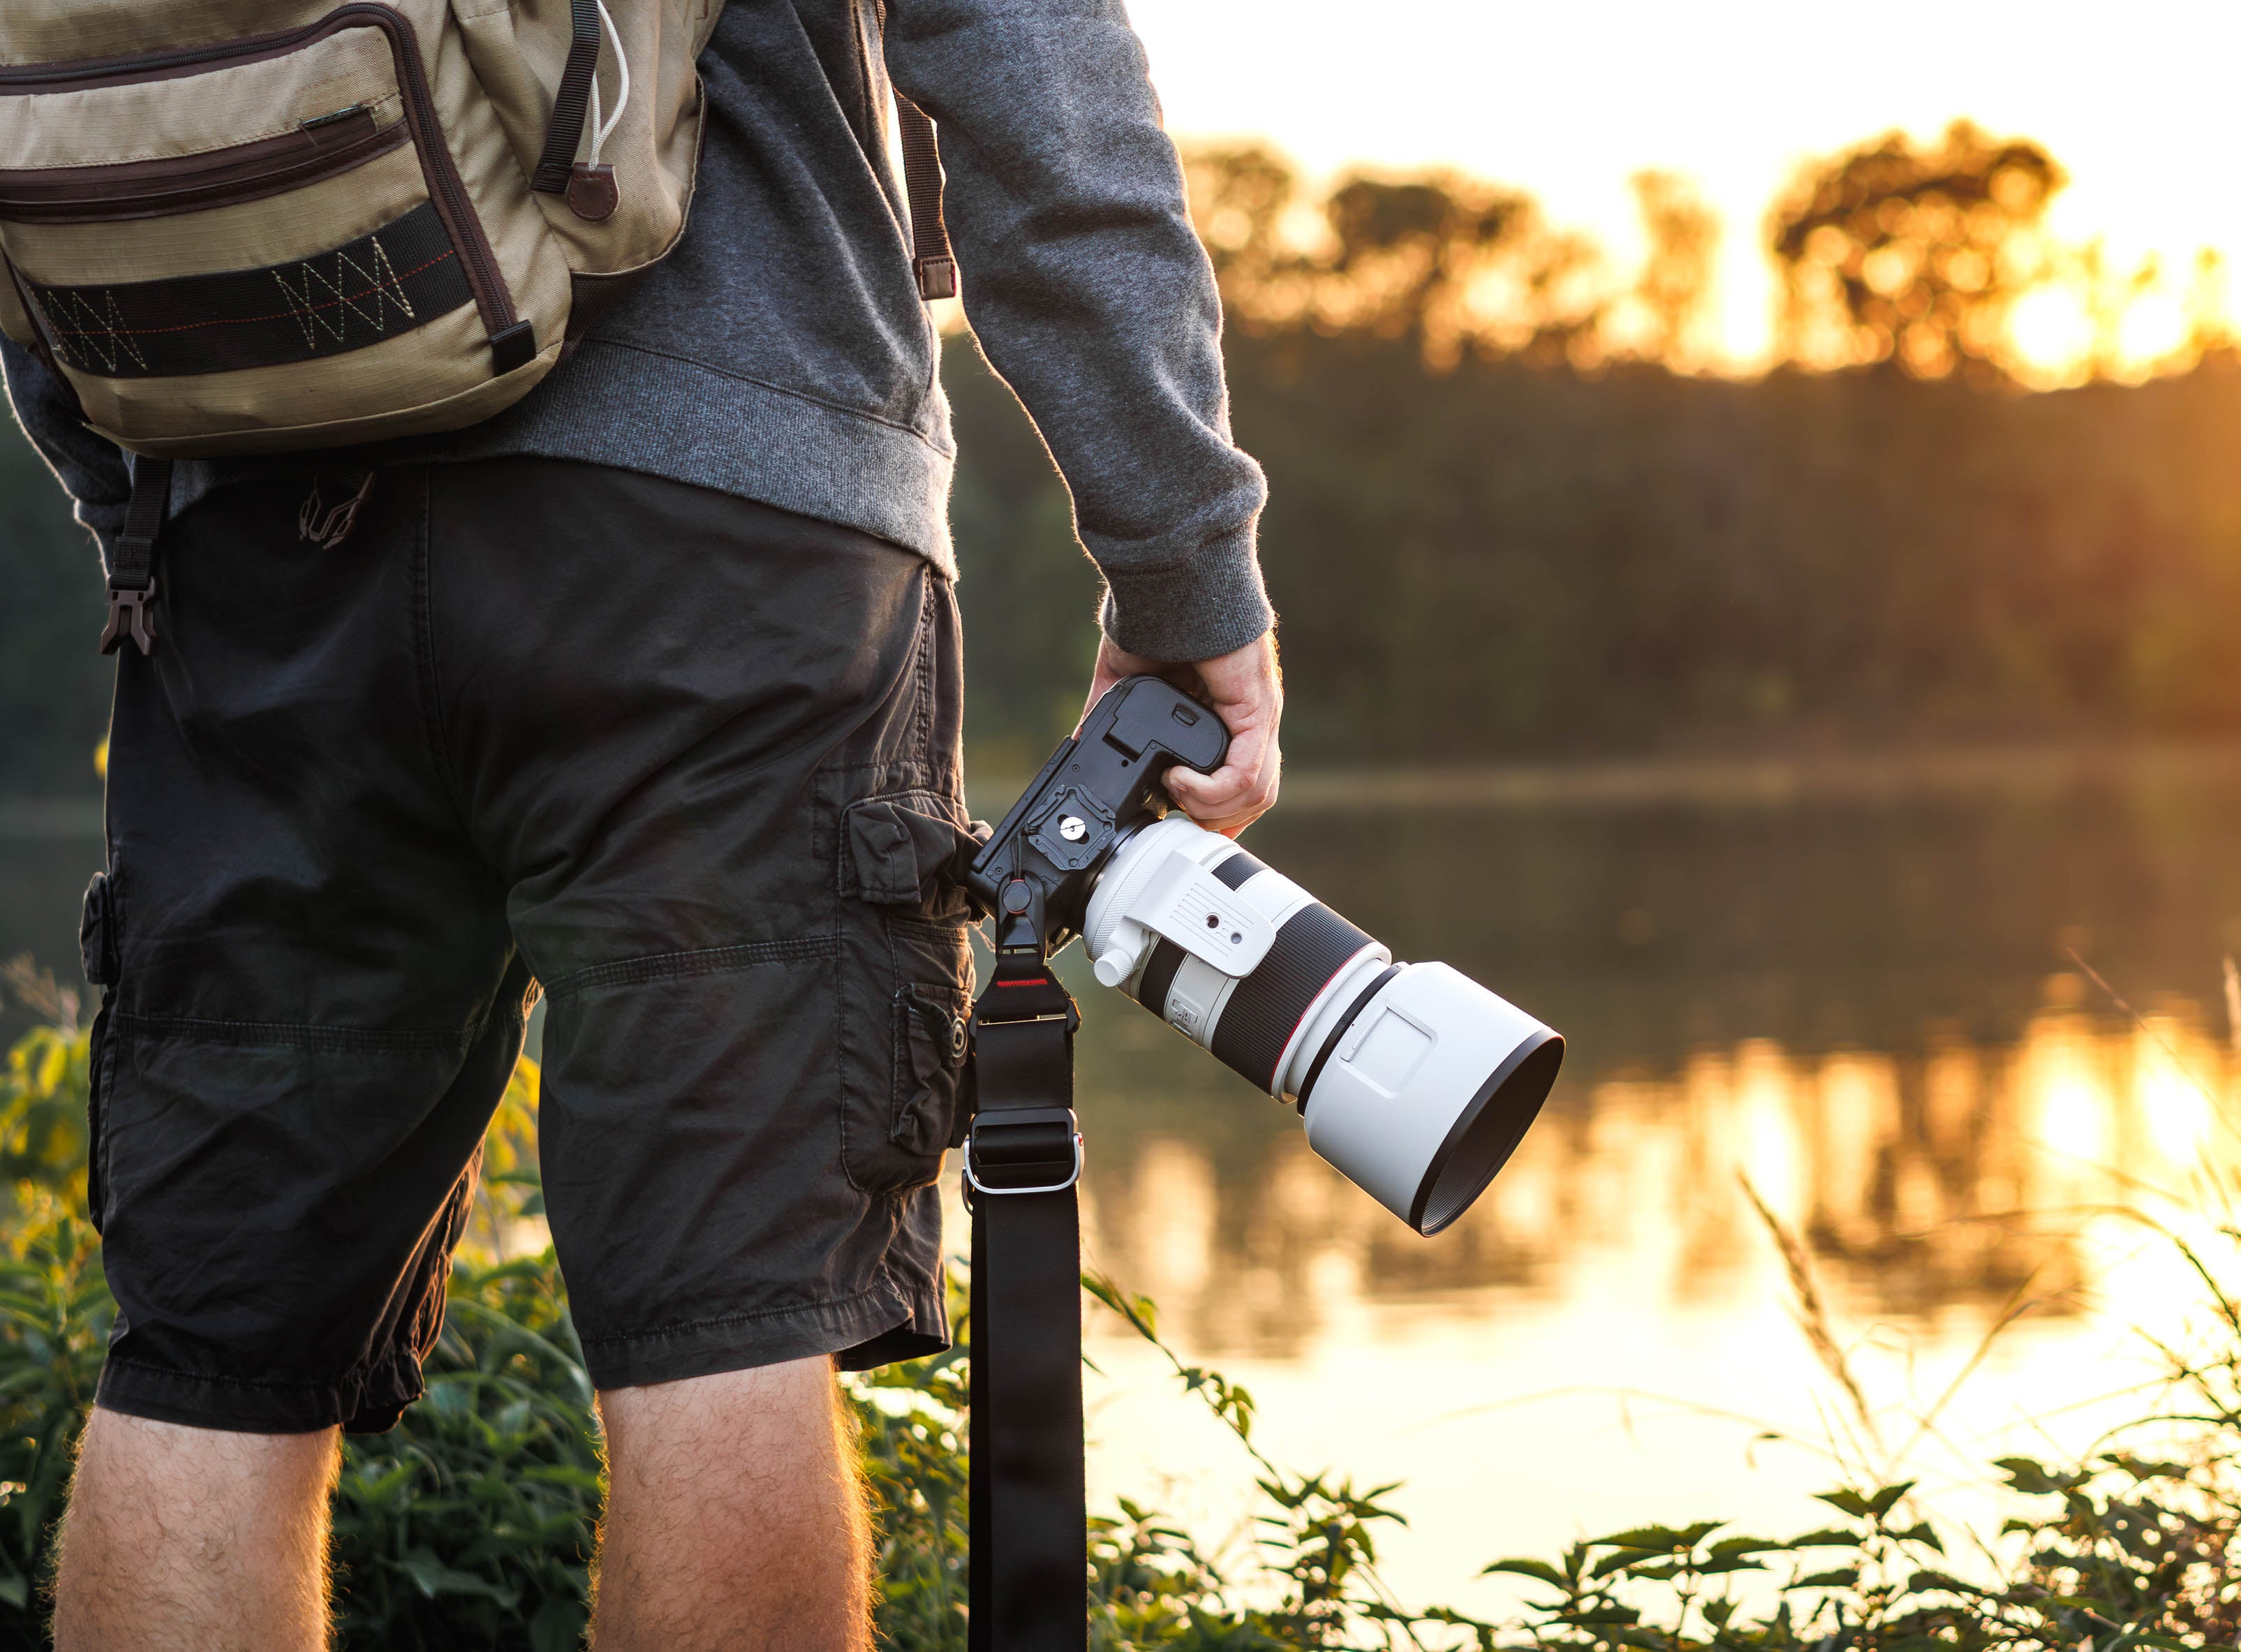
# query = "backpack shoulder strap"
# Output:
<box><xmin>894</xmin><ymin>94</ymin><xmax>956</xmax><ymax>302</ymax></box>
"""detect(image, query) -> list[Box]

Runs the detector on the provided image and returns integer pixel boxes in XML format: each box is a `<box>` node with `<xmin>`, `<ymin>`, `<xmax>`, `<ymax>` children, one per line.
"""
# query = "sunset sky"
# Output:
<box><xmin>1123</xmin><ymin>0</ymin><xmax>2241</xmax><ymax>374</ymax></box>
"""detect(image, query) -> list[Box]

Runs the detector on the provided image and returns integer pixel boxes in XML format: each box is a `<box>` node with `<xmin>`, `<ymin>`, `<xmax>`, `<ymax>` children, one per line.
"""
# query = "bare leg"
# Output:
<box><xmin>51</xmin><ymin>1408</ymin><xmax>340</xmax><ymax>1652</ymax></box>
<box><xmin>591</xmin><ymin>1356</ymin><xmax>869</xmax><ymax>1651</ymax></box>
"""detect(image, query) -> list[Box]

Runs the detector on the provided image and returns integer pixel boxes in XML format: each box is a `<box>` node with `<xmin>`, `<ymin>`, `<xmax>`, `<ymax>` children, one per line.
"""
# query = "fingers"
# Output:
<box><xmin>1079</xmin><ymin>636</ymin><xmax>1165</xmax><ymax>730</ymax></box>
<box><xmin>1081</xmin><ymin>628</ymin><xmax>1284</xmax><ymax>834</ymax></box>
<box><xmin>1165</xmin><ymin>730</ymin><xmax>1280</xmax><ymax>835</ymax></box>
<box><xmin>1163</xmin><ymin>630</ymin><xmax>1282</xmax><ymax>832</ymax></box>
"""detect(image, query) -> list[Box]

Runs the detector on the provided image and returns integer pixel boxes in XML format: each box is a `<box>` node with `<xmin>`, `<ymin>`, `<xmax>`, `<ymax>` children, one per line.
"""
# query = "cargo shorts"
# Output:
<box><xmin>79</xmin><ymin>458</ymin><xmax>979</xmax><ymax>1433</ymax></box>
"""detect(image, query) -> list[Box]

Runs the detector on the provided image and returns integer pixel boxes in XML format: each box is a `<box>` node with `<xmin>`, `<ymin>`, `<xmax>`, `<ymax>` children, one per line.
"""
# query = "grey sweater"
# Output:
<box><xmin>1</xmin><ymin>0</ymin><xmax>1271</xmax><ymax>664</ymax></box>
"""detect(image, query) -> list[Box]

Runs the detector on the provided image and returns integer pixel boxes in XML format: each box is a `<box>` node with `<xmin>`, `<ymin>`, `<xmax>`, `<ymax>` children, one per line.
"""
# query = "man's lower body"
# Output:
<box><xmin>51</xmin><ymin>459</ymin><xmax>977</xmax><ymax>1649</ymax></box>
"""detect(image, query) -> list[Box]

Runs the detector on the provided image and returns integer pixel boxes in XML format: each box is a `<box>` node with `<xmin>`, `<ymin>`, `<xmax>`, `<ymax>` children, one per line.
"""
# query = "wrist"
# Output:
<box><xmin>1097</xmin><ymin>530</ymin><xmax>1273</xmax><ymax>663</ymax></box>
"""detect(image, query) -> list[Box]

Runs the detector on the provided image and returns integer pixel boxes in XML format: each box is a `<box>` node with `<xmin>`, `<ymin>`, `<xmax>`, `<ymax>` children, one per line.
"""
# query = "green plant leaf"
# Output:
<box><xmin>1594</xmin><ymin>1521</ymin><xmax>1724</xmax><ymax>1552</ymax></box>
<box><xmin>393</xmin><ymin>1547</ymin><xmax>523</xmax><ymax>1607</ymax></box>
<box><xmin>1995</xmin><ymin>1456</ymin><xmax>2089</xmax><ymax>1496</ymax></box>
<box><xmin>1483</xmin><ymin>1558</ymin><xmax>1569</xmax><ymax>1588</ymax></box>
<box><xmin>1814</xmin><ymin>1489</ymin><xmax>1877</xmax><ymax>1518</ymax></box>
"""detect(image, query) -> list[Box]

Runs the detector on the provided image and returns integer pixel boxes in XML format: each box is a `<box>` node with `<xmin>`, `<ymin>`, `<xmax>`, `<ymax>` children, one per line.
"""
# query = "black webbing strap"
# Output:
<box><xmin>531</xmin><ymin>0</ymin><xmax>603</xmax><ymax>194</ymax></box>
<box><xmin>894</xmin><ymin>94</ymin><xmax>959</xmax><ymax>301</ymax></box>
<box><xmin>28</xmin><ymin>203</ymin><xmax>472</xmax><ymax>381</ymax></box>
<box><xmin>98</xmin><ymin>457</ymin><xmax>171</xmax><ymax>658</ymax></box>
<box><xmin>967</xmin><ymin>956</ymin><xmax>1087</xmax><ymax>1651</ymax></box>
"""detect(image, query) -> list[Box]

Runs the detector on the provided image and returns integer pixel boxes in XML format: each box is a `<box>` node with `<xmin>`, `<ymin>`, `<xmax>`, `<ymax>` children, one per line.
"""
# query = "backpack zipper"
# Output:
<box><xmin>0</xmin><ymin>6</ymin><xmax>518</xmax><ymax>340</ymax></box>
<box><xmin>0</xmin><ymin>110</ymin><xmax>406</xmax><ymax>223</ymax></box>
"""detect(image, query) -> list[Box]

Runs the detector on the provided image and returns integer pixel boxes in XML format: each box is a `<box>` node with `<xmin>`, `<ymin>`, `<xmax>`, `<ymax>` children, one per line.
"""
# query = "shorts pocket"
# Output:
<box><xmin>78</xmin><ymin>869</ymin><xmax>119</xmax><ymax>1233</ymax></box>
<box><xmin>892</xmin><ymin>977</ymin><xmax>970</xmax><ymax>1158</ymax></box>
<box><xmin>839</xmin><ymin>791</ymin><xmax>982</xmax><ymax>917</ymax></box>
<box><xmin>838</xmin><ymin>910</ymin><xmax>973</xmax><ymax>1194</ymax></box>
<box><xmin>82</xmin><ymin>1002</ymin><xmax>113</xmax><ymax>1234</ymax></box>
<box><xmin>836</xmin><ymin>781</ymin><xmax>978</xmax><ymax>1192</ymax></box>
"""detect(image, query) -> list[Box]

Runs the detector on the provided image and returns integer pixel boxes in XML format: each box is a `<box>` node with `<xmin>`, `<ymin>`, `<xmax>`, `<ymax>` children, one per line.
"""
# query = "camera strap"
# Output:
<box><xmin>964</xmin><ymin>953</ymin><xmax>1087</xmax><ymax>1651</ymax></box>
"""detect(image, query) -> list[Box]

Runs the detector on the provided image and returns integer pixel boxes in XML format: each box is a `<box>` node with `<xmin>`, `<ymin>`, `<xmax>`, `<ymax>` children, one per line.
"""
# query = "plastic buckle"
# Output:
<box><xmin>964</xmin><ymin>1106</ymin><xmax>1083</xmax><ymax>1196</ymax></box>
<box><xmin>99</xmin><ymin>580</ymin><xmax>156</xmax><ymax>657</ymax></box>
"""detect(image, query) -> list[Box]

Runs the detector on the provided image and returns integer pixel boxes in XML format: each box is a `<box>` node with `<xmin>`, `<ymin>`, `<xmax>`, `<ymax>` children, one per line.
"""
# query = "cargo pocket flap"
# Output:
<box><xmin>843</xmin><ymin>795</ymin><xmax>982</xmax><ymax>907</ymax></box>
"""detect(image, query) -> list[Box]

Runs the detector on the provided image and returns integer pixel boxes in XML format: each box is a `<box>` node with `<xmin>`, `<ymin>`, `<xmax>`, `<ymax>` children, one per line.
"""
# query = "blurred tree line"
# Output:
<box><xmin>6</xmin><ymin>119</ymin><xmax>2241</xmax><ymax>789</ymax></box>
<box><xmin>959</xmin><ymin>119</ymin><xmax>2241</xmax><ymax>769</ymax></box>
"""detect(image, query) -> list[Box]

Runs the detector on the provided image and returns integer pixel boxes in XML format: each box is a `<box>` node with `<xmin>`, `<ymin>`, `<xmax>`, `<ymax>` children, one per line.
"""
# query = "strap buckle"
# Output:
<box><xmin>99</xmin><ymin>579</ymin><xmax>156</xmax><ymax>657</ymax></box>
<box><xmin>964</xmin><ymin>1105</ymin><xmax>1083</xmax><ymax>1196</ymax></box>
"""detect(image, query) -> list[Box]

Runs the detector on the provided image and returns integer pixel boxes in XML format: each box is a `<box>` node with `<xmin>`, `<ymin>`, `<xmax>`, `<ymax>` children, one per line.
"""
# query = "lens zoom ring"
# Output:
<box><xmin>1210</xmin><ymin>904</ymin><xmax>1376</xmax><ymax>1089</ymax></box>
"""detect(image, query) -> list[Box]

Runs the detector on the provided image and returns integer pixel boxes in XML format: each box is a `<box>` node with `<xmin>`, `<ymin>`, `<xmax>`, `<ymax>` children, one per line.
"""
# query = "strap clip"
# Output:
<box><xmin>965</xmin><ymin>1105</ymin><xmax>1083</xmax><ymax>1196</ymax></box>
<box><xmin>99</xmin><ymin>578</ymin><xmax>156</xmax><ymax>657</ymax></box>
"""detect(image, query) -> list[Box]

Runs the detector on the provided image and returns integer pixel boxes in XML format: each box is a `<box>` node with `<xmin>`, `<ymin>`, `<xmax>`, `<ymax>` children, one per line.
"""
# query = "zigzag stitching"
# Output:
<box><xmin>272</xmin><ymin>233</ymin><xmax>417</xmax><ymax>350</ymax></box>
<box><xmin>41</xmin><ymin>290</ymin><xmax>145</xmax><ymax>373</ymax></box>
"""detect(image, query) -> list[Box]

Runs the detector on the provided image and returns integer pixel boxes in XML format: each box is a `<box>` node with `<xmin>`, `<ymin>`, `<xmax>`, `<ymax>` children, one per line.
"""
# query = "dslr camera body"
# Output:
<box><xmin>970</xmin><ymin>675</ymin><xmax>1562</xmax><ymax>1234</ymax></box>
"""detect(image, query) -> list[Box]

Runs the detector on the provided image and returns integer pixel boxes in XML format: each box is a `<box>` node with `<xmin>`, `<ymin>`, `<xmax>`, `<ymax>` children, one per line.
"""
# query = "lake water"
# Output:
<box><xmin>8</xmin><ymin>745</ymin><xmax>2241</xmax><ymax>1618</ymax></box>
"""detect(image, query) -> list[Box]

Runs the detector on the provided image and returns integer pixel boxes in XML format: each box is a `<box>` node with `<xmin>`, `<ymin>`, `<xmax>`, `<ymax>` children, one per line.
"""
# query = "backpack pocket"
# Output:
<box><xmin>0</xmin><ymin>3</ymin><xmax>572</xmax><ymax>455</ymax></box>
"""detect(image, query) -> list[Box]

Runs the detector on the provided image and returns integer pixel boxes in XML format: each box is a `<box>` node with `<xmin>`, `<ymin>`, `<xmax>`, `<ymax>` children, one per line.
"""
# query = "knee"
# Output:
<box><xmin>75</xmin><ymin>1407</ymin><xmax>339</xmax><ymax>1491</ymax></box>
<box><xmin>598</xmin><ymin>1355</ymin><xmax>848</xmax><ymax>1493</ymax></box>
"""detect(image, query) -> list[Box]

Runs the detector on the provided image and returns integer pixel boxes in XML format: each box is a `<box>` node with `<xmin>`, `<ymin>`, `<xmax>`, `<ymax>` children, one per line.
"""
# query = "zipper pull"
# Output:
<box><xmin>565</xmin><ymin>161</ymin><xmax>618</xmax><ymax>222</ymax></box>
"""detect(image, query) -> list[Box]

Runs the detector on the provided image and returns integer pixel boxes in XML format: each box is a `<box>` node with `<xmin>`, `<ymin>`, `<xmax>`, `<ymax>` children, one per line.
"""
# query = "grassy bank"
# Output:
<box><xmin>1</xmin><ymin>970</ymin><xmax>2235</xmax><ymax>1649</ymax></box>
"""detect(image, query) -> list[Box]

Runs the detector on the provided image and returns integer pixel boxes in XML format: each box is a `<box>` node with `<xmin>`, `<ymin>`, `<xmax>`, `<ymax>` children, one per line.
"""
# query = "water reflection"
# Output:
<box><xmin>1074</xmin><ymin>1003</ymin><xmax>2235</xmax><ymax>1359</ymax></box>
<box><xmin>1040</xmin><ymin>764</ymin><xmax>2241</xmax><ymax>1374</ymax></box>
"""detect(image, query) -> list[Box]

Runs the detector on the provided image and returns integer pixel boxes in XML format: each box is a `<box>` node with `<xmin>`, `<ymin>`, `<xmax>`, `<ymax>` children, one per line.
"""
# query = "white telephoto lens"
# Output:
<box><xmin>1293</xmin><ymin>963</ymin><xmax>1560</xmax><ymax>1234</ymax></box>
<box><xmin>1083</xmin><ymin>816</ymin><xmax>1562</xmax><ymax>1235</ymax></box>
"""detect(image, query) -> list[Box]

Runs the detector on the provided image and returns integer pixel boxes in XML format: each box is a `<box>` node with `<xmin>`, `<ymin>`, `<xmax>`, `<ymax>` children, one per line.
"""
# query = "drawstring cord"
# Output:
<box><xmin>585</xmin><ymin>0</ymin><xmax>630</xmax><ymax>168</ymax></box>
<box><xmin>299</xmin><ymin>471</ymin><xmax>377</xmax><ymax>551</ymax></box>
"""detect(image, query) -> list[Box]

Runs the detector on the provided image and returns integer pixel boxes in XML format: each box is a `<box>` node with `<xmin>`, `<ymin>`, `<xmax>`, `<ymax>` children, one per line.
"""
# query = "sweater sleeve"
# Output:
<box><xmin>881</xmin><ymin>0</ymin><xmax>1272</xmax><ymax>663</ymax></box>
<box><xmin>2</xmin><ymin>337</ymin><xmax>130</xmax><ymax>564</ymax></box>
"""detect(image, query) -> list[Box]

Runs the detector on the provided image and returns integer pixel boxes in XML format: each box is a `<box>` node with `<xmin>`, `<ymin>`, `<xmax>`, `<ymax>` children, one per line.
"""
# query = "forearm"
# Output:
<box><xmin>882</xmin><ymin>0</ymin><xmax>1271</xmax><ymax>663</ymax></box>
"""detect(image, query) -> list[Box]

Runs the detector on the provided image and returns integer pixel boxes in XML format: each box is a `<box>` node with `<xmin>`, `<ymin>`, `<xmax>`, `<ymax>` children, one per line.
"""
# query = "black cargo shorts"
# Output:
<box><xmin>79</xmin><ymin>458</ymin><xmax>979</xmax><ymax>1433</ymax></box>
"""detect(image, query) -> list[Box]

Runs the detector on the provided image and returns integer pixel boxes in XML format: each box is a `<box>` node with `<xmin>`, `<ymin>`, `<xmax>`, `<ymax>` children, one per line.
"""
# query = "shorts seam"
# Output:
<box><xmin>912</xmin><ymin>568</ymin><xmax>935</xmax><ymax>762</ymax></box>
<box><xmin>576</xmin><ymin>1283</ymin><xmax>894</xmax><ymax>1347</ymax></box>
<box><xmin>101</xmin><ymin>1355</ymin><xmax>380</xmax><ymax>1396</ymax></box>
<box><xmin>407</xmin><ymin>469</ymin><xmax>467</xmax><ymax>818</ymax></box>
<box><xmin>541</xmin><ymin>934</ymin><xmax>839</xmax><ymax>998</ymax></box>
<box><xmin>109</xmin><ymin>1010</ymin><xmax>517</xmax><ymax>1055</ymax></box>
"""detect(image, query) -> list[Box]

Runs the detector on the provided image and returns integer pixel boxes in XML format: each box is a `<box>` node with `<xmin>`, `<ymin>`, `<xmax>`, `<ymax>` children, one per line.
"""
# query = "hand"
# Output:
<box><xmin>1082</xmin><ymin>630</ymin><xmax>1282</xmax><ymax>837</ymax></box>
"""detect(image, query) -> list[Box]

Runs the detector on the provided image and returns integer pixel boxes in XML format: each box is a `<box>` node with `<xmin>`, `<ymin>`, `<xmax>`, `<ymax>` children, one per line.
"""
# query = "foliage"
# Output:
<box><xmin>8</xmin><ymin>1003</ymin><xmax>2241</xmax><ymax>1649</ymax></box>
<box><xmin>329</xmin><ymin>1251</ymin><xmax>602</xmax><ymax>1651</ymax></box>
<box><xmin>0</xmin><ymin>962</ymin><xmax>89</xmax><ymax>1197</ymax></box>
<box><xmin>1770</xmin><ymin>120</ymin><xmax>2065</xmax><ymax>383</ymax></box>
<box><xmin>1182</xmin><ymin>145</ymin><xmax>1606</xmax><ymax>367</ymax></box>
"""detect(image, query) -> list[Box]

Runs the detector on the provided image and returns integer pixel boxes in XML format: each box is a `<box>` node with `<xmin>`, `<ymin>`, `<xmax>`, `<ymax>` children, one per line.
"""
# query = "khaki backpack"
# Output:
<box><xmin>0</xmin><ymin>1</ymin><xmax>953</xmax><ymax>652</ymax></box>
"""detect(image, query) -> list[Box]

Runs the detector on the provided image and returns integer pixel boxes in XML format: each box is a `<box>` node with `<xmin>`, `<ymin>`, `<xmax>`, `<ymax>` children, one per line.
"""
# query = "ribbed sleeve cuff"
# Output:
<box><xmin>1097</xmin><ymin>529</ymin><xmax>1274</xmax><ymax>663</ymax></box>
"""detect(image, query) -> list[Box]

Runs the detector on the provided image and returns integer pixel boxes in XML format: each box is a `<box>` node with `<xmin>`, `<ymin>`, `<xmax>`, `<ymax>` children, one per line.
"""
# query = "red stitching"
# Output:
<box><xmin>45</xmin><ymin>248</ymin><xmax>456</xmax><ymax>339</ymax></box>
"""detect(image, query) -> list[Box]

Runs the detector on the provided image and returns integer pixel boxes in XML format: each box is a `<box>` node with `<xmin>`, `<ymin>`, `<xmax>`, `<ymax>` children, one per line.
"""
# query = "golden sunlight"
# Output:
<box><xmin>1126</xmin><ymin>0</ymin><xmax>2241</xmax><ymax>377</ymax></box>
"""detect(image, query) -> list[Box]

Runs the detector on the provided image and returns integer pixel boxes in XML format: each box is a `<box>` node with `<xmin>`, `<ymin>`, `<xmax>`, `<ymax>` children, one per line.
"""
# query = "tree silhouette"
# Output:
<box><xmin>1631</xmin><ymin>170</ymin><xmax>1721</xmax><ymax>368</ymax></box>
<box><xmin>1770</xmin><ymin>120</ymin><xmax>2064</xmax><ymax>383</ymax></box>
<box><xmin>1181</xmin><ymin>145</ymin><xmax>1605</xmax><ymax>368</ymax></box>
